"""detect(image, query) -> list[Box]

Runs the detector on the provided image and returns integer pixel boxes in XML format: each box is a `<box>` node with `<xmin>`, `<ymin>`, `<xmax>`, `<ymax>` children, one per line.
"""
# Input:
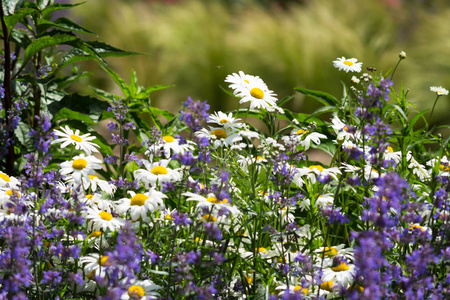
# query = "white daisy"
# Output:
<box><xmin>208</xmin><ymin>111</ymin><xmax>243</xmax><ymax>131</ymax></box>
<box><xmin>183</xmin><ymin>192</ymin><xmax>241</xmax><ymax>216</ymax></box>
<box><xmin>384</xmin><ymin>146</ymin><xmax>401</xmax><ymax>164</ymax></box>
<box><xmin>225</xmin><ymin>71</ymin><xmax>268</xmax><ymax>92</ymax></box>
<box><xmin>322</xmin><ymin>260</ymin><xmax>356</xmax><ymax>287</ymax></box>
<box><xmin>333</xmin><ymin>57</ymin><xmax>363</xmax><ymax>73</ymax></box>
<box><xmin>315</xmin><ymin>244</ymin><xmax>354</xmax><ymax>261</ymax></box>
<box><xmin>430</xmin><ymin>86</ymin><xmax>449</xmax><ymax>96</ymax></box>
<box><xmin>407</xmin><ymin>151</ymin><xmax>430</xmax><ymax>181</ymax></box>
<box><xmin>121</xmin><ymin>279</ymin><xmax>162</xmax><ymax>300</ymax></box>
<box><xmin>83</xmin><ymin>193</ymin><xmax>116</xmax><ymax>213</ymax></box>
<box><xmin>85</xmin><ymin>206</ymin><xmax>125</xmax><ymax>232</ymax></box>
<box><xmin>116</xmin><ymin>189</ymin><xmax>167</xmax><ymax>222</ymax></box>
<box><xmin>146</xmin><ymin>135</ymin><xmax>195</xmax><ymax>159</ymax></box>
<box><xmin>134</xmin><ymin>159</ymin><xmax>181</xmax><ymax>188</ymax></box>
<box><xmin>79</xmin><ymin>253</ymin><xmax>111</xmax><ymax>280</ymax></box>
<box><xmin>51</xmin><ymin>126</ymin><xmax>99</xmax><ymax>155</ymax></box>
<box><xmin>67</xmin><ymin>174</ymin><xmax>116</xmax><ymax>196</ymax></box>
<box><xmin>60</xmin><ymin>154</ymin><xmax>102</xmax><ymax>184</ymax></box>
<box><xmin>0</xmin><ymin>172</ymin><xmax>20</xmax><ymax>189</ymax></box>
<box><xmin>195</xmin><ymin>127</ymin><xmax>242</xmax><ymax>149</ymax></box>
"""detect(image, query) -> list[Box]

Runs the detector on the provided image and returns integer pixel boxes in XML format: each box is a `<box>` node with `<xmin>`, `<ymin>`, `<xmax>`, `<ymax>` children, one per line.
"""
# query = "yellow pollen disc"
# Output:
<box><xmin>98</xmin><ymin>211</ymin><xmax>113</xmax><ymax>221</ymax></box>
<box><xmin>6</xmin><ymin>190</ymin><xmax>20</xmax><ymax>197</ymax></box>
<box><xmin>70</xmin><ymin>134</ymin><xmax>83</xmax><ymax>142</ymax></box>
<box><xmin>128</xmin><ymin>285</ymin><xmax>145</xmax><ymax>298</ymax></box>
<box><xmin>331</xmin><ymin>262</ymin><xmax>350</xmax><ymax>272</ymax></box>
<box><xmin>296</xmin><ymin>129</ymin><xmax>309</xmax><ymax>135</ymax></box>
<box><xmin>130</xmin><ymin>194</ymin><xmax>149</xmax><ymax>206</ymax></box>
<box><xmin>165</xmin><ymin>214</ymin><xmax>172</xmax><ymax>220</ymax></box>
<box><xmin>88</xmin><ymin>231</ymin><xmax>102</xmax><ymax>239</ymax></box>
<box><xmin>387</xmin><ymin>146</ymin><xmax>394</xmax><ymax>153</ymax></box>
<box><xmin>207</xmin><ymin>196</ymin><xmax>219</xmax><ymax>203</ymax></box>
<box><xmin>322</xmin><ymin>247</ymin><xmax>338</xmax><ymax>257</ymax></box>
<box><xmin>210</xmin><ymin>129</ymin><xmax>228</xmax><ymax>139</ymax></box>
<box><xmin>351</xmin><ymin>284</ymin><xmax>364</xmax><ymax>293</ymax></box>
<box><xmin>343</xmin><ymin>126</ymin><xmax>350</xmax><ymax>132</ymax></box>
<box><xmin>151</xmin><ymin>166</ymin><xmax>168</xmax><ymax>175</ymax></box>
<box><xmin>86</xmin><ymin>194</ymin><xmax>94</xmax><ymax>200</ymax></box>
<box><xmin>343</xmin><ymin>60</ymin><xmax>354</xmax><ymax>66</ymax></box>
<box><xmin>256</xmin><ymin>156</ymin><xmax>264</xmax><ymax>161</ymax></box>
<box><xmin>0</xmin><ymin>173</ymin><xmax>11</xmax><ymax>182</ymax></box>
<box><xmin>320</xmin><ymin>280</ymin><xmax>334</xmax><ymax>292</ymax></box>
<box><xmin>194</xmin><ymin>237</ymin><xmax>202</xmax><ymax>242</ymax></box>
<box><xmin>309</xmin><ymin>165</ymin><xmax>324</xmax><ymax>172</ymax></box>
<box><xmin>163</xmin><ymin>135</ymin><xmax>174</xmax><ymax>143</ymax></box>
<box><xmin>219</xmin><ymin>119</ymin><xmax>229</xmax><ymax>124</ymax></box>
<box><xmin>72</xmin><ymin>158</ymin><xmax>87</xmax><ymax>170</ymax></box>
<box><xmin>100</xmin><ymin>256</ymin><xmax>111</xmax><ymax>266</ymax></box>
<box><xmin>250</xmin><ymin>87</ymin><xmax>265</xmax><ymax>99</ymax></box>
<box><xmin>202</xmin><ymin>214</ymin><xmax>217</xmax><ymax>222</ymax></box>
<box><xmin>440</xmin><ymin>164</ymin><xmax>450</xmax><ymax>172</ymax></box>
<box><xmin>89</xmin><ymin>175</ymin><xmax>98</xmax><ymax>180</ymax></box>
<box><xmin>245</xmin><ymin>276</ymin><xmax>253</xmax><ymax>284</ymax></box>
<box><xmin>256</xmin><ymin>247</ymin><xmax>267</xmax><ymax>253</ymax></box>
<box><xmin>409</xmin><ymin>224</ymin><xmax>425</xmax><ymax>232</ymax></box>
<box><xmin>294</xmin><ymin>286</ymin><xmax>308</xmax><ymax>294</ymax></box>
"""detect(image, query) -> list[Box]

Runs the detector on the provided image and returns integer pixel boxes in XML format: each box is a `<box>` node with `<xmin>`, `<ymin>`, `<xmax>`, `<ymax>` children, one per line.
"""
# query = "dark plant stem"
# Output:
<box><xmin>33</xmin><ymin>52</ymin><xmax>42</xmax><ymax>129</ymax></box>
<box><xmin>1</xmin><ymin>1</ymin><xmax>15</xmax><ymax>174</ymax></box>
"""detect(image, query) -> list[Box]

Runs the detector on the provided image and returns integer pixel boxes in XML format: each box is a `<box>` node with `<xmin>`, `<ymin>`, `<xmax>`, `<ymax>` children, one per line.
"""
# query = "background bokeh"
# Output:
<box><xmin>68</xmin><ymin>0</ymin><xmax>450</xmax><ymax>127</ymax></box>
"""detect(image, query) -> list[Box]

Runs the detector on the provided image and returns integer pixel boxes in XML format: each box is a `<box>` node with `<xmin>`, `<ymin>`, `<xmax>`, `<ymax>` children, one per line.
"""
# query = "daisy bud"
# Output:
<box><xmin>399</xmin><ymin>51</ymin><xmax>406</xmax><ymax>59</ymax></box>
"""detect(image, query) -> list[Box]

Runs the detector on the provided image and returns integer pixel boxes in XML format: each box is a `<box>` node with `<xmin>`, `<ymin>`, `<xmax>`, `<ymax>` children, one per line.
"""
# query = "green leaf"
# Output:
<box><xmin>15</xmin><ymin>121</ymin><xmax>32</xmax><ymax>147</ymax></box>
<box><xmin>52</xmin><ymin>107</ymin><xmax>95</xmax><ymax>124</ymax></box>
<box><xmin>90</xmin><ymin>87</ymin><xmax>120</xmax><ymax>102</ymax></box>
<box><xmin>41</xmin><ymin>2</ymin><xmax>84</xmax><ymax>20</ymax></box>
<box><xmin>100</xmin><ymin>65</ymin><xmax>130</xmax><ymax>98</ymax></box>
<box><xmin>279</xmin><ymin>109</ymin><xmax>326</xmax><ymax>127</ymax></box>
<box><xmin>137</xmin><ymin>84</ymin><xmax>174</xmax><ymax>99</ymax></box>
<box><xmin>277</xmin><ymin>95</ymin><xmax>294</xmax><ymax>107</ymax></box>
<box><xmin>37</xmin><ymin>18</ymin><xmax>96</xmax><ymax>36</ymax></box>
<box><xmin>48</xmin><ymin>93</ymin><xmax>110</xmax><ymax>123</ymax></box>
<box><xmin>3</xmin><ymin>8</ymin><xmax>37</xmax><ymax>32</ymax></box>
<box><xmin>22</xmin><ymin>32</ymin><xmax>78</xmax><ymax>66</ymax></box>
<box><xmin>406</xmin><ymin>111</ymin><xmax>428</xmax><ymax>134</ymax></box>
<box><xmin>294</xmin><ymin>87</ymin><xmax>339</xmax><ymax>106</ymax></box>
<box><xmin>37</xmin><ymin>0</ymin><xmax>51</xmax><ymax>10</ymax></box>
<box><xmin>305</xmin><ymin>105</ymin><xmax>335</xmax><ymax>120</ymax></box>
<box><xmin>130</xmin><ymin>69</ymin><xmax>138</xmax><ymax>98</ymax></box>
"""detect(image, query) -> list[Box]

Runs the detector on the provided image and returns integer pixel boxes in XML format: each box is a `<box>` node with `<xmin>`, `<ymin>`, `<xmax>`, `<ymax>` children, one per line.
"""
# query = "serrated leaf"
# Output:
<box><xmin>53</xmin><ymin>107</ymin><xmax>95</xmax><ymax>124</ymax></box>
<box><xmin>48</xmin><ymin>93</ymin><xmax>110</xmax><ymax>123</ymax></box>
<box><xmin>90</xmin><ymin>87</ymin><xmax>119</xmax><ymax>102</ymax></box>
<box><xmin>22</xmin><ymin>33</ymin><xmax>78</xmax><ymax>66</ymax></box>
<box><xmin>294</xmin><ymin>87</ymin><xmax>339</xmax><ymax>106</ymax></box>
<box><xmin>145</xmin><ymin>107</ymin><xmax>175</xmax><ymax>122</ymax></box>
<box><xmin>3</xmin><ymin>8</ymin><xmax>37</xmax><ymax>32</ymax></box>
<box><xmin>15</xmin><ymin>121</ymin><xmax>32</xmax><ymax>146</ymax></box>
<box><xmin>137</xmin><ymin>84</ymin><xmax>174</xmax><ymax>99</ymax></box>
<box><xmin>37</xmin><ymin>18</ymin><xmax>95</xmax><ymax>36</ymax></box>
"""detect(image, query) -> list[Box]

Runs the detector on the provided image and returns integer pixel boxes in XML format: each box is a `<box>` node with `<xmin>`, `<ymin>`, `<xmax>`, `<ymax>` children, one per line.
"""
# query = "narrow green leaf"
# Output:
<box><xmin>305</xmin><ymin>105</ymin><xmax>335</xmax><ymax>120</ymax></box>
<box><xmin>90</xmin><ymin>87</ymin><xmax>120</xmax><ymax>102</ymax></box>
<box><xmin>144</xmin><ymin>107</ymin><xmax>175</xmax><ymax>122</ymax></box>
<box><xmin>41</xmin><ymin>2</ymin><xmax>84</xmax><ymax>19</ymax></box>
<box><xmin>3</xmin><ymin>8</ymin><xmax>37</xmax><ymax>32</ymax></box>
<box><xmin>139</xmin><ymin>84</ymin><xmax>174</xmax><ymax>98</ymax></box>
<box><xmin>294</xmin><ymin>87</ymin><xmax>339</xmax><ymax>106</ymax></box>
<box><xmin>37</xmin><ymin>18</ymin><xmax>96</xmax><ymax>35</ymax></box>
<box><xmin>277</xmin><ymin>95</ymin><xmax>294</xmax><ymax>107</ymax></box>
<box><xmin>100</xmin><ymin>65</ymin><xmax>130</xmax><ymax>98</ymax></box>
<box><xmin>130</xmin><ymin>69</ymin><xmax>138</xmax><ymax>98</ymax></box>
<box><xmin>22</xmin><ymin>33</ymin><xmax>78</xmax><ymax>66</ymax></box>
<box><xmin>406</xmin><ymin>111</ymin><xmax>428</xmax><ymax>134</ymax></box>
<box><xmin>53</xmin><ymin>107</ymin><xmax>95</xmax><ymax>124</ymax></box>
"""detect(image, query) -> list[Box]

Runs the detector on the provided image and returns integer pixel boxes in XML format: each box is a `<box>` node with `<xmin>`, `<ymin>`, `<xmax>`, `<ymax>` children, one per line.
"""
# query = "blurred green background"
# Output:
<box><xmin>68</xmin><ymin>0</ymin><xmax>450</xmax><ymax>126</ymax></box>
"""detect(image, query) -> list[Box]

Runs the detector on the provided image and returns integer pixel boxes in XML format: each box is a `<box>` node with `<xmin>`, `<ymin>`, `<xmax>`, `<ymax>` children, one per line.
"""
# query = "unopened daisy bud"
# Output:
<box><xmin>399</xmin><ymin>51</ymin><xmax>406</xmax><ymax>59</ymax></box>
<box><xmin>351</xmin><ymin>76</ymin><xmax>360</xmax><ymax>84</ymax></box>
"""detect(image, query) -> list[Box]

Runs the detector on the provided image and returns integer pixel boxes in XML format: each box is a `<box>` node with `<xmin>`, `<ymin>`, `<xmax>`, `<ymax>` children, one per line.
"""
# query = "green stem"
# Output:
<box><xmin>429</xmin><ymin>95</ymin><xmax>440</xmax><ymax>122</ymax></box>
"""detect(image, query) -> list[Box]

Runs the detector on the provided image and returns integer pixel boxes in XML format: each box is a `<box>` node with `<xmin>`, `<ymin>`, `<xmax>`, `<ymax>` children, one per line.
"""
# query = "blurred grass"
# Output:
<box><xmin>71</xmin><ymin>0</ymin><xmax>450</xmax><ymax>125</ymax></box>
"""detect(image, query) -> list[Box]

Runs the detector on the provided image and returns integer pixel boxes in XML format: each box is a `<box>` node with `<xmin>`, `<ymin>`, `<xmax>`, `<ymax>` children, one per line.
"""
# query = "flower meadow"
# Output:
<box><xmin>1</xmin><ymin>2</ymin><xmax>450</xmax><ymax>300</ymax></box>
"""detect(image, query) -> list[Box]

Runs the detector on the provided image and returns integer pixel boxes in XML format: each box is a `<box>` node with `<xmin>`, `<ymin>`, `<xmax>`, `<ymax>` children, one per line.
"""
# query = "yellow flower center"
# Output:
<box><xmin>256</xmin><ymin>247</ymin><xmax>267</xmax><ymax>253</ymax></box>
<box><xmin>128</xmin><ymin>285</ymin><xmax>145</xmax><ymax>299</ymax></box>
<box><xmin>331</xmin><ymin>262</ymin><xmax>350</xmax><ymax>272</ymax></box>
<box><xmin>250</xmin><ymin>87</ymin><xmax>265</xmax><ymax>99</ymax></box>
<box><xmin>440</xmin><ymin>164</ymin><xmax>450</xmax><ymax>172</ymax></box>
<box><xmin>72</xmin><ymin>158</ymin><xmax>88</xmax><ymax>170</ymax></box>
<box><xmin>245</xmin><ymin>276</ymin><xmax>253</xmax><ymax>284</ymax></box>
<box><xmin>98</xmin><ymin>211</ymin><xmax>113</xmax><ymax>221</ymax></box>
<box><xmin>86</xmin><ymin>194</ymin><xmax>94</xmax><ymax>200</ymax></box>
<box><xmin>343</xmin><ymin>60</ymin><xmax>354</xmax><ymax>66</ymax></box>
<box><xmin>0</xmin><ymin>173</ymin><xmax>11</xmax><ymax>182</ymax></box>
<box><xmin>165</xmin><ymin>214</ymin><xmax>172</xmax><ymax>220</ymax></box>
<box><xmin>206</xmin><ymin>197</ymin><xmax>228</xmax><ymax>204</ymax></box>
<box><xmin>151</xmin><ymin>166</ymin><xmax>168</xmax><ymax>175</ymax></box>
<box><xmin>294</xmin><ymin>286</ymin><xmax>308</xmax><ymax>294</ymax></box>
<box><xmin>309</xmin><ymin>165</ymin><xmax>324</xmax><ymax>172</ymax></box>
<box><xmin>130</xmin><ymin>193</ymin><xmax>149</xmax><ymax>206</ymax></box>
<box><xmin>194</xmin><ymin>237</ymin><xmax>202</xmax><ymax>242</ymax></box>
<box><xmin>70</xmin><ymin>134</ymin><xmax>83</xmax><ymax>142</ymax></box>
<box><xmin>100</xmin><ymin>255</ymin><xmax>111</xmax><ymax>266</ymax></box>
<box><xmin>89</xmin><ymin>175</ymin><xmax>98</xmax><ymax>180</ymax></box>
<box><xmin>343</xmin><ymin>126</ymin><xmax>350</xmax><ymax>132</ymax></box>
<box><xmin>210</xmin><ymin>129</ymin><xmax>228</xmax><ymax>139</ymax></box>
<box><xmin>321</xmin><ymin>247</ymin><xmax>338</xmax><ymax>257</ymax></box>
<box><xmin>256</xmin><ymin>156</ymin><xmax>265</xmax><ymax>161</ymax></box>
<box><xmin>320</xmin><ymin>280</ymin><xmax>334</xmax><ymax>292</ymax></box>
<box><xmin>387</xmin><ymin>146</ymin><xmax>394</xmax><ymax>153</ymax></box>
<box><xmin>163</xmin><ymin>135</ymin><xmax>175</xmax><ymax>143</ymax></box>
<box><xmin>88</xmin><ymin>231</ymin><xmax>102</xmax><ymax>239</ymax></box>
<box><xmin>202</xmin><ymin>214</ymin><xmax>217</xmax><ymax>222</ymax></box>
<box><xmin>6</xmin><ymin>189</ymin><xmax>20</xmax><ymax>197</ymax></box>
<box><xmin>296</xmin><ymin>129</ymin><xmax>309</xmax><ymax>135</ymax></box>
<box><xmin>220</xmin><ymin>119</ymin><xmax>229</xmax><ymax>124</ymax></box>
<box><xmin>350</xmin><ymin>284</ymin><xmax>364</xmax><ymax>293</ymax></box>
<box><xmin>409</xmin><ymin>224</ymin><xmax>425</xmax><ymax>232</ymax></box>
